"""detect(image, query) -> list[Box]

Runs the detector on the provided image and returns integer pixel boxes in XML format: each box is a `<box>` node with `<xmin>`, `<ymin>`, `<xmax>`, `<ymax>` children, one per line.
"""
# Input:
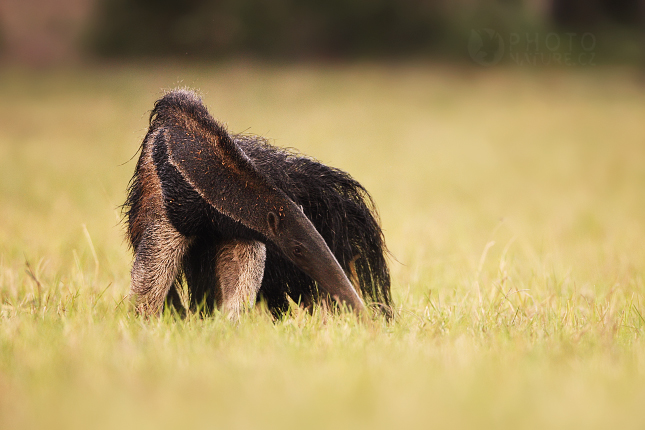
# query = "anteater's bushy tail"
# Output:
<box><xmin>235</xmin><ymin>135</ymin><xmax>392</xmax><ymax>317</ymax></box>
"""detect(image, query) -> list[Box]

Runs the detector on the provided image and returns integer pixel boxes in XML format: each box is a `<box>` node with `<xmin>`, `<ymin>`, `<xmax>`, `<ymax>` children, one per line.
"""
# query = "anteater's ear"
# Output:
<box><xmin>267</xmin><ymin>211</ymin><xmax>281</xmax><ymax>237</ymax></box>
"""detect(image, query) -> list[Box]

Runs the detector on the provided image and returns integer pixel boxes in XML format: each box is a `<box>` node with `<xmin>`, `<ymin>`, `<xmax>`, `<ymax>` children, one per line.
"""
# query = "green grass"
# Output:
<box><xmin>1</xmin><ymin>63</ymin><xmax>644</xmax><ymax>429</ymax></box>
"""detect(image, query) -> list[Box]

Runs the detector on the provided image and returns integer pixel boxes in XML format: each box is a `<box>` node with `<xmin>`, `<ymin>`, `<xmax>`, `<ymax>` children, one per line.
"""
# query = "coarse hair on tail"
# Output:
<box><xmin>234</xmin><ymin>134</ymin><xmax>392</xmax><ymax>318</ymax></box>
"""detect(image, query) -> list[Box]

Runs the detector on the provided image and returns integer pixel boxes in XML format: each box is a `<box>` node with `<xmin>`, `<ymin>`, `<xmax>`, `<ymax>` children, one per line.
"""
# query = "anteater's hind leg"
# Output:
<box><xmin>183</xmin><ymin>240</ymin><xmax>220</xmax><ymax>313</ymax></box>
<box><xmin>131</xmin><ymin>219</ymin><xmax>192</xmax><ymax>316</ymax></box>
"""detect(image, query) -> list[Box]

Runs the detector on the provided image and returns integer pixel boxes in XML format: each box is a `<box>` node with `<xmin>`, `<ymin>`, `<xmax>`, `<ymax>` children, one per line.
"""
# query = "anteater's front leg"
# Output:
<box><xmin>215</xmin><ymin>239</ymin><xmax>267</xmax><ymax>320</ymax></box>
<box><xmin>131</xmin><ymin>219</ymin><xmax>192</xmax><ymax>316</ymax></box>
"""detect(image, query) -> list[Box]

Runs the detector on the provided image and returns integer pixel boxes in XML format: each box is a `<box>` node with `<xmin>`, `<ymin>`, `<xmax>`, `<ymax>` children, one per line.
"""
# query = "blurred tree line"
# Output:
<box><xmin>90</xmin><ymin>0</ymin><xmax>461</xmax><ymax>58</ymax></box>
<box><xmin>0</xmin><ymin>0</ymin><xmax>643</xmax><ymax>64</ymax></box>
<box><xmin>88</xmin><ymin>0</ymin><xmax>644</xmax><ymax>59</ymax></box>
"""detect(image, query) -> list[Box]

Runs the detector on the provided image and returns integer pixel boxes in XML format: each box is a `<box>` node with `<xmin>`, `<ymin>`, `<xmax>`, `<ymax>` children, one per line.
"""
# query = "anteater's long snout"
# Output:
<box><xmin>266</xmin><ymin>203</ymin><xmax>366</xmax><ymax>314</ymax></box>
<box><xmin>302</xmin><ymin>239</ymin><xmax>366</xmax><ymax>313</ymax></box>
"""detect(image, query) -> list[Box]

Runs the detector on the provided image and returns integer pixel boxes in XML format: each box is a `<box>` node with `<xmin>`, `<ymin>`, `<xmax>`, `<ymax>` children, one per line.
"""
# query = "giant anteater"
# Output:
<box><xmin>124</xmin><ymin>89</ymin><xmax>391</xmax><ymax>318</ymax></box>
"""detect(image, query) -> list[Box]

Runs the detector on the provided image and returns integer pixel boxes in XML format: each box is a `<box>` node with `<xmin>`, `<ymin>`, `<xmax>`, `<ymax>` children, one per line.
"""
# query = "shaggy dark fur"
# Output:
<box><xmin>233</xmin><ymin>135</ymin><xmax>391</xmax><ymax>314</ymax></box>
<box><xmin>124</xmin><ymin>89</ymin><xmax>391</xmax><ymax>317</ymax></box>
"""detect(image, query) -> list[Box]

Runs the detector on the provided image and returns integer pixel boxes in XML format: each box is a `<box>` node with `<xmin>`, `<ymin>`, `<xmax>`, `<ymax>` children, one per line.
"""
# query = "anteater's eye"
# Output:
<box><xmin>293</xmin><ymin>245</ymin><xmax>302</xmax><ymax>256</ymax></box>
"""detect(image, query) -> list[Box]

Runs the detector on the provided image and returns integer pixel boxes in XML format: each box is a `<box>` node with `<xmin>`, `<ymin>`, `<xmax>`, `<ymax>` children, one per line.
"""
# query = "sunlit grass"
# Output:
<box><xmin>0</xmin><ymin>63</ymin><xmax>644</xmax><ymax>429</ymax></box>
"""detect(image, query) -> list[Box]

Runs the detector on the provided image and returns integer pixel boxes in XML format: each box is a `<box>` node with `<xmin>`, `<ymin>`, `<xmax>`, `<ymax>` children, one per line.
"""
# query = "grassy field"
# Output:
<box><xmin>0</xmin><ymin>63</ymin><xmax>644</xmax><ymax>429</ymax></box>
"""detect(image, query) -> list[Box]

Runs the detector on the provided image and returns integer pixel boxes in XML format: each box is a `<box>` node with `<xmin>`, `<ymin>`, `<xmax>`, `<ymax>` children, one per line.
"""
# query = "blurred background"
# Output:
<box><xmin>1</xmin><ymin>3</ymin><xmax>645</xmax><ymax>428</ymax></box>
<box><xmin>0</xmin><ymin>0</ymin><xmax>643</xmax><ymax>65</ymax></box>
<box><xmin>0</xmin><ymin>0</ymin><xmax>644</xmax><ymax>281</ymax></box>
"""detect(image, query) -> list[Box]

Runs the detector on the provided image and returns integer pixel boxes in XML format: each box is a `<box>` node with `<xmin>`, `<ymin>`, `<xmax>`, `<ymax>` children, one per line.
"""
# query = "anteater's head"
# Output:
<box><xmin>265</xmin><ymin>202</ymin><xmax>365</xmax><ymax>314</ymax></box>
